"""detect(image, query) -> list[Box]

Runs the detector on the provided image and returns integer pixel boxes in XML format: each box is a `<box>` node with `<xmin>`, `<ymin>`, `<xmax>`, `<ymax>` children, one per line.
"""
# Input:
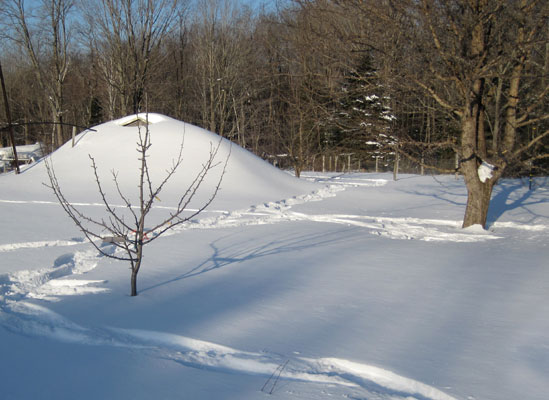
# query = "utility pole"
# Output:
<box><xmin>0</xmin><ymin>61</ymin><xmax>20</xmax><ymax>174</ymax></box>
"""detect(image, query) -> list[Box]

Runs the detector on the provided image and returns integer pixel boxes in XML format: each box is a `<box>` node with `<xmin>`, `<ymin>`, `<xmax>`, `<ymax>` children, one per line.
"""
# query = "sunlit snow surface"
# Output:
<box><xmin>1</xmin><ymin>115</ymin><xmax>548</xmax><ymax>400</ymax></box>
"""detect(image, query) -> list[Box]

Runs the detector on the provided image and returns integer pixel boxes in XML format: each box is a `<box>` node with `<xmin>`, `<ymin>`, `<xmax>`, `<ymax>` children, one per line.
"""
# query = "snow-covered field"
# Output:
<box><xmin>1</xmin><ymin>115</ymin><xmax>548</xmax><ymax>400</ymax></box>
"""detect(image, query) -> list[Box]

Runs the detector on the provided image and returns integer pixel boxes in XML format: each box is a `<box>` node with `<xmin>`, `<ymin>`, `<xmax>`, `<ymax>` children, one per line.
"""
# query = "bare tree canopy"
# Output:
<box><xmin>2</xmin><ymin>0</ymin><xmax>74</xmax><ymax>148</ymax></box>
<box><xmin>1</xmin><ymin>0</ymin><xmax>547</xmax><ymax>229</ymax></box>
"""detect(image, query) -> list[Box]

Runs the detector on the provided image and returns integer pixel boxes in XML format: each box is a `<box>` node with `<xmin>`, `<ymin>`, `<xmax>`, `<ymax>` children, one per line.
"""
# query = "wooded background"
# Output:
<box><xmin>1</xmin><ymin>0</ymin><xmax>548</xmax><ymax>179</ymax></box>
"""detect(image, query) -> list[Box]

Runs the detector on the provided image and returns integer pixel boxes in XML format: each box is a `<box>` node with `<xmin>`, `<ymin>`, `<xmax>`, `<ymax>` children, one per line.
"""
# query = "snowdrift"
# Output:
<box><xmin>1</xmin><ymin>113</ymin><xmax>318</xmax><ymax>209</ymax></box>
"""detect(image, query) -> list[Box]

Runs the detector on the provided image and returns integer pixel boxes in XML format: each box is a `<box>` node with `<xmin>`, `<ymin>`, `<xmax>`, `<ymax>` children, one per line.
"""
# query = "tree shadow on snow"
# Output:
<box><xmin>140</xmin><ymin>228</ymin><xmax>354</xmax><ymax>293</ymax></box>
<box><xmin>487</xmin><ymin>179</ymin><xmax>549</xmax><ymax>226</ymax></box>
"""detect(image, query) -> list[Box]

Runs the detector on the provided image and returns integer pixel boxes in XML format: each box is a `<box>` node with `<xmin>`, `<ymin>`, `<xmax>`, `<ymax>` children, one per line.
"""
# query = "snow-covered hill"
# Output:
<box><xmin>0</xmin><ymin>115</ymin><xmax>548</xmax><ymax>400</ymax></box>
<box><xmin>2</xmin><ymin>113</ymin><xmax>318</xmax><ymax>207</ymax></box>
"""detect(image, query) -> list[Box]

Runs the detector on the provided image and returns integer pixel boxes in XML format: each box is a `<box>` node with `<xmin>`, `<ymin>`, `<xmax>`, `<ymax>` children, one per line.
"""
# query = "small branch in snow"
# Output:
<box><xmin>261</xmin><ymin>359</ymin><xmax>289</xmax><ymax>395</ymax></box>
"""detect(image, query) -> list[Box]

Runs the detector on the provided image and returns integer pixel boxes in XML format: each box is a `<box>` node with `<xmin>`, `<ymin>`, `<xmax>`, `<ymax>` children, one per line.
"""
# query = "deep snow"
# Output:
<box><xmin>0</xmin><ymin>114</ymin><xmax>548</xmax><ymax>400</ymax></box>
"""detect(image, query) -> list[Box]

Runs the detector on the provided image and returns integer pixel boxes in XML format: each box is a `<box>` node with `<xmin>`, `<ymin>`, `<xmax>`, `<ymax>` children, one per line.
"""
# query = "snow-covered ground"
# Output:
<box><xmin>0</xmin><ymin>114</ymin><xmax>548</xmax><ymax>400</ymax></box>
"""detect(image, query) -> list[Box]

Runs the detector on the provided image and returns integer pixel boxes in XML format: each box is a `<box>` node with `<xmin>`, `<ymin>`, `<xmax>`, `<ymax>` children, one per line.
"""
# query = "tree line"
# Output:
<box><xmin>1</xmin><ymin>0</ymin><xmax>548</xmax><ymax>227</ymax></box>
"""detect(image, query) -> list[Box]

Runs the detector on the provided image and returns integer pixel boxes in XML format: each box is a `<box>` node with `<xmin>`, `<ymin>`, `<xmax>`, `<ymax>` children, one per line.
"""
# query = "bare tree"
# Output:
<box><xmin>407</xmin><ymin>0</ymin><xmax>548</xmax><ymax>227</ymax></box>
<box><xmin>319</xmin><ymin>0</ymin><xmax>549</xmax><ymax>227</ymax></box>
<box><xmin>2</xmin><ymin>0</ymin><xmax>74</xmax><ymax>148</ymax></box>
<box><xmin>189</xmin><ymin>0</ymin><xmax>254</xmax><ymax>138</ymax></box>
<box><xmin>45</xmin><ymin>116</ymin><xmax>229</xmax><ymax>296</ymax></box>
<box><xmin>257</xmin><ymin>4</ymin><xmax>345</xmax><ymax>176</ymax></box>
<box><xmin>81</xmin><ymin>0</ymin><xmax>184</xmax><ymax>117</ymax></box>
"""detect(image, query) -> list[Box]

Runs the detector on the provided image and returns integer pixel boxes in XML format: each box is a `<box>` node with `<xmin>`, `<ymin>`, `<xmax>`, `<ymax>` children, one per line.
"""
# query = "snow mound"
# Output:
<box><xmin>4</xmin><ymin>114</ymin><xmax>318</xmax><ymax>209</ymax></box>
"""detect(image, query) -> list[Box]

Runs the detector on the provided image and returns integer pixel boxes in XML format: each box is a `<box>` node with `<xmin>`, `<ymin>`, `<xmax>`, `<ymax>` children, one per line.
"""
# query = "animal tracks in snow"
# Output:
<box><xmin>171</xmin><ymin>183</ymin><xmax>506</xmax><ymax>243</ymax></box>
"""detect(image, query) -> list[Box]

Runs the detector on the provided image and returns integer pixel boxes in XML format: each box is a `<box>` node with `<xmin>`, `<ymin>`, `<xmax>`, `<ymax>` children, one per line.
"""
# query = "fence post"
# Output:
<box><xmin>72</xmin><ymin>126</ymin><xmax>77</xmax><ymax>147</ymax></box>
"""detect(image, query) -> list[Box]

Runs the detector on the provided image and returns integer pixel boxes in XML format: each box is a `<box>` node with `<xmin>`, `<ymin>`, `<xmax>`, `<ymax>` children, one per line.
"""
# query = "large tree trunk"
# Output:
<box><xmin>460</xmin><ymin>11</ymin><xmax>493</xmax><ymax>228</ymax></box>
<box><xmin>460</xmin><ymin>79</ymin><xmax>494</xmax><ymax>228</ymax></box>
<box><xmin>461</xmin><ymin>101</ymin><xmax>498</xmax><ymax>228</ymax></box>
<box><xmin>462</xmin><ymin>174</ymin><xmax>494</xmax><ymax>228</ymax></box>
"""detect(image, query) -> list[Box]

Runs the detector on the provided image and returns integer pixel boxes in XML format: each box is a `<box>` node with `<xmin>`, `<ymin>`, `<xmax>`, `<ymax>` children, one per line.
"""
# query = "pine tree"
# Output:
<box><xmin>328</xmin><ymin>54</ymin><xmax>396</xmax><ymax>170</ymax></box>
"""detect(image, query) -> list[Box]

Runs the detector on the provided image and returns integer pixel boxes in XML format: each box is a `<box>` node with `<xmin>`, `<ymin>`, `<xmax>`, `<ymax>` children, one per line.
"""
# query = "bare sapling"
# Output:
<box><xmin>45</xmin><ymin>120</ymin><xmax>229</xmax><ymax>296</ymax></box>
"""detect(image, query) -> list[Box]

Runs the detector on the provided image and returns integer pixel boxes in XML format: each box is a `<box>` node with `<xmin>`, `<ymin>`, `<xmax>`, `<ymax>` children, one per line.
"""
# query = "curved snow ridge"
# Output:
<box><xmin>0</xmin><ymin>299</ymin><xmax>456</xmax><ymax>400</ymax></box>
<box><xmin>0</xmin><ymin>248</ymin><xmax>107</xmax><ymax>303</ymax></box>
<box><xmin>108</xmin><ymin>328</ymin><xmax>457</xmax><ymax>400</ymax></box>
<box><xmin>310</xmin><ymin>358</ymin><xmax>458</xmax><ymax>400</ymax></box>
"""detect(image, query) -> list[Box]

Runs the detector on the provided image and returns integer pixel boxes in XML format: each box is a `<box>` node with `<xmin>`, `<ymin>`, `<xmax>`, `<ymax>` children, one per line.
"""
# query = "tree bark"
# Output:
<box><xmin>130</xmin><ymin>267</ymin><xmax>138</xmax><ymax>297</ymax></box>
<box><xmin>460</xmin><ymin>5</ymin><xmax>492</xmax><ymax>228</ymax></box>
<box><xmin>461</xmin><ymin>107</ymin><xmax>493</xmax><ymax>228</ymax></box>
<box><xmin>462</xmin><ymin>175</ymin><xmax>494</xmax><ymax>229</ymax></box>
<box><xmin>131</xmin><ymin>244</ymin><xmax>143</xmax><ymax>296</ymax></box>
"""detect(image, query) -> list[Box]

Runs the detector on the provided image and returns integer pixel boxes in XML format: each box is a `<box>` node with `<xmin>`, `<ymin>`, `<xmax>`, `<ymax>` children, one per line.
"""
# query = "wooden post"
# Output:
<box><xmin>72</xmin><ymin>126</ymin><xmax>77</xmax><ymax>147</ymax></box>
<box><xmin>375</xmin><ymin>156</ymin><xmax>379</xmax><ymax>173</ymax></box>
<box><xmin>0</xmin><ymin>61</ymin><xmax>20</xmax><ymax>174</ymax></box>
<box><xmin>322</xmin><ymin>155</ymin><xmax>325</xmax><ymax>173</ymax></box>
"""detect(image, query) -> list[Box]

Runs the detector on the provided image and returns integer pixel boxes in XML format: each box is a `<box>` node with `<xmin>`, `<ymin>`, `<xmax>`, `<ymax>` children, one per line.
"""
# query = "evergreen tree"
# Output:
<box><xmin>328</xmin><ymin>54</ymin><xmax>396</xmax><ymax>170</ymax></box>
